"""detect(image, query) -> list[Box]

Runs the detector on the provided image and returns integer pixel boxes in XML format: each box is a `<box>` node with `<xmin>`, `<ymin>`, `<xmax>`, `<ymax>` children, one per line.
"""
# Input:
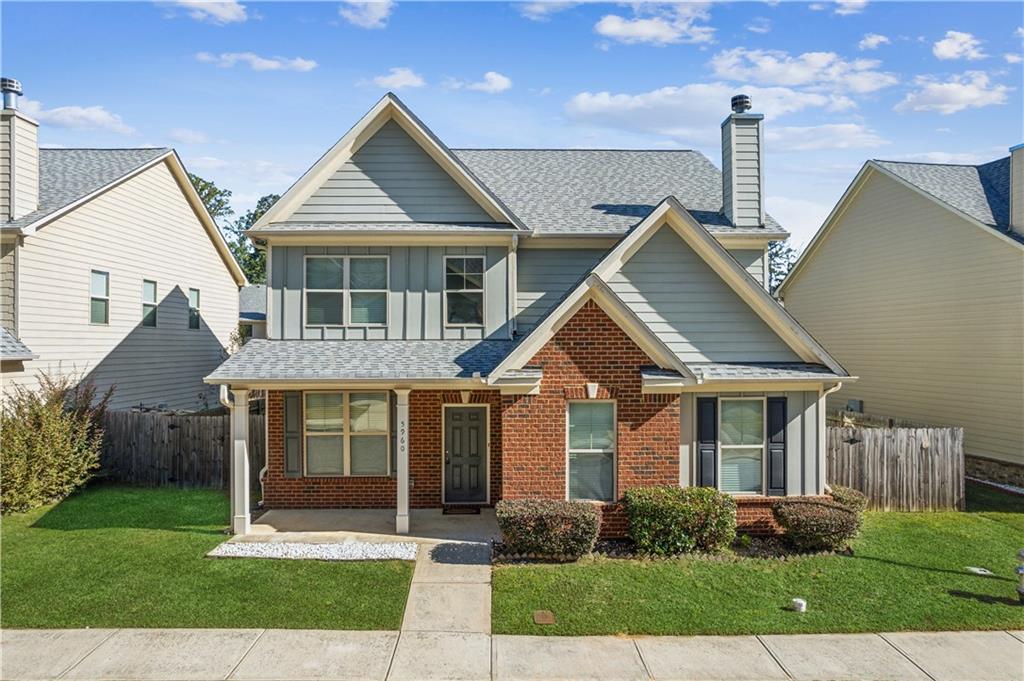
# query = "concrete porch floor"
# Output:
<box><xmin>234</xmin><ymin>508</ymin><xmax>500</xmax><ymax>545</ymax></box>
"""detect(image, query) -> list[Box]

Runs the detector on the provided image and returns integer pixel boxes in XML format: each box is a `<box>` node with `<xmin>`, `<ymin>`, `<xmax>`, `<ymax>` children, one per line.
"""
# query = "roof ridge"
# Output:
<box><xmin>41</xmin><ymin>147</ymin><xmax>171</xmax><ymax>152</ymax></box>
<box><xmin>452</xmin><ymin>147</ymin><xmax>697</xmax><ymax>152</ymax></box>
<box><xmin>872</xmin><ymin>157</ymin><xmax>1004</xmax><ymax>169</ymax></box>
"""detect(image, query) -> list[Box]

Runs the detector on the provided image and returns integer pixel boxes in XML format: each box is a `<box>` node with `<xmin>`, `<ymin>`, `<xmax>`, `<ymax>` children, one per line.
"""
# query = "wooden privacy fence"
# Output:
<box><xmin>827</xmin><ymin>425</ymin><xmax>965</xmax><ymax>511</ymax></box>
<box><xmin>100</xmin><ymin>410</ymin><xmax>265</xmax><ymax>495</ymax></box>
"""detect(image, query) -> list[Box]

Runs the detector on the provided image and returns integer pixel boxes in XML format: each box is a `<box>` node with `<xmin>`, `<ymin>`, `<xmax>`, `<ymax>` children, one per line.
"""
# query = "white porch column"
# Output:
<box><xmin>395</xmin><ymin>388</ymin><xmax>411</xmax><ymax>534</ymax></box>
<box><xmin>230</xmin><ymin>389</ymin><xmax>251</xmax><ymax>535</ymax></box>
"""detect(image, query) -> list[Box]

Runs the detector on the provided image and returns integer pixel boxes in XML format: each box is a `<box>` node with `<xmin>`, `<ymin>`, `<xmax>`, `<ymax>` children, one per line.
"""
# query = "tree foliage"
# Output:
<box><xmin>767</xmin><ymin>240</ymin><xmax>798</xmax><ymax>294</ymax></box>
<box><xmin>188</xmin><ymin>173</ymin><xmax>233</xmax><ymax>222</ymax></box>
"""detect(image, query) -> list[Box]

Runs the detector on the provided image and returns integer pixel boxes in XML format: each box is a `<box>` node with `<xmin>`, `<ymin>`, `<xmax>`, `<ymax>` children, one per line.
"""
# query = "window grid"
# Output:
<box><xmin>302</xmin><ymin>391</ymin><xmax>390</xmax><ymax>477</ymax></box>
<box><xmin>346</xmin><ymin>256</ymin><xmax>389</xmax><ymax>327</ymax></box>
<box><xmin>566</xmin><ymin>400</ymin><xmax>616</xmax><ymax>502</ymax></box>
<box><xmin>303</xmin><ymin>255</ymin><xmax>389</xmax><ymax>328</ymax></box>
<box><xmin>90</xmin><ymin>270</ymin><xmax>109</xmax><ymax>325</ymax></box>
<box><xmin>718</xmin><ymin>397</ymin><xmax>766</xmax><ymax>496</ymax></box>
<box><xmin>142</xmin><ymin>279</ymin><xmax>157</xmax><ymax>327</ymax></box>
<box><xmin>188</xmin><ymin>288</ymin><xmax>201</xmax><ymax>330</ymax></box>
<box><xmin>443</xmin><ymin>255</ymin><xmax>485</xmax><ymax>327</ymax></box>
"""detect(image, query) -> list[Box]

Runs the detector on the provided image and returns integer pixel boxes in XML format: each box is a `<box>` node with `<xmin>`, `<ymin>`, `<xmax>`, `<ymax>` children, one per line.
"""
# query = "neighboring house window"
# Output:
<box><xmin>567</xmin><ymin>401</ymin><xmax>615</xmax><ymax>501</ymax></box>
<box><xmin>188</xmin><ymin>288</ymin><xmax>201</xmax><ymax>329</ymax></box>
<box><xmin>719</xmin><ymin>398</ymin><xmax>765</xmax><ymax>494</ymax></box>
<box><xmin>142</xmin><ymin>280</ymin><xmax>157</xmax><ymax>327</ymax></box>
<box><xmin>303</xmin><ymin>391</ymin><xmax>390</xmax><ymax>476</ymax></box>
<box><xmin>348</xmin><ymin>257</ymin><xmax>388</xmax><ymax>326</ymax></box>
<box><xmin>90</xmin><ymin>270</ymin><xmax>109</xmax><ymax>325</ymax></box>
<box><xmin>305</xmin><ymin>256</ymin><xmax>344</xmax><ymax>326</ymax></box>
<box><xmin>444</xmin><ymin>256</ymin><xmax>484</xmax><ymax>326</ymax></box>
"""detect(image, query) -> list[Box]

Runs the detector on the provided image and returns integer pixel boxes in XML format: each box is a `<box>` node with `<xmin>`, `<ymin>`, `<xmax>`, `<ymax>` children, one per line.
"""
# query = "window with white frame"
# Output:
<box><xmin>304</xmin><ymin>392</ymin><xmax>389</xmax><ymax>476</ymax></box>
<box><xmin>304</xmin><ymin>256</ymin><xmax>388</xmax><ymax>327</ymax></box>
<box><xmin>142</xmin><ymin>280</ymin><xmax>157</xmax><ymax>327</ymax></box>
<box><xmin>348</xmin><ymin>257</ymin><xmax>388</xmax><ymax>326</ymax></box>
<box><xmin>90</xmin><ymin>270</ymin><xmax>109</xmax><ymax>325</ymax></box>
<box><xmin>719</xmin><ymin>398</ymin><xmax>765</xmax><ymax>494</ymax></box>
<box><xmin>188</xmin><ymin>288</ymin><xmax>201</xmax><ymax>329</ymax></box>
<box><xmin>567</xmin><ymin>401</ymin><xmax>615</xmax><ymax>501</ymax></box>
<box><xmin>444</xmin><ymin>256</ymin><xmax>484</xmax><ymax>326</ymax></box>
<box><xmin>305</xmin><ymin>257</ymin><xmax>344</xmax><ymax>326</ymax></box>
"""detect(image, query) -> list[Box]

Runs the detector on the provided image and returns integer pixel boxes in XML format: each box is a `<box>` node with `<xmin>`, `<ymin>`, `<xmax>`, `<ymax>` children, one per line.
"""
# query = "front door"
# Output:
<box><xmin>444</xmin><ymin>407</ymin><xmax>487</xmax><ymax>503</ymax></box>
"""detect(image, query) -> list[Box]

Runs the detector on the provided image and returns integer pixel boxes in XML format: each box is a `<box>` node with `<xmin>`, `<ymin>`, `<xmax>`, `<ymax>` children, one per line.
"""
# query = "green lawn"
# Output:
<box><xmin>1</xmin><ymin>485</ymin><xmax>413</xmax><ymax>630</ymax></box>
<box><xmin>492</xmin><ymin>483</ymin><xmax>1024</xmax><ymax>636</ymax></box>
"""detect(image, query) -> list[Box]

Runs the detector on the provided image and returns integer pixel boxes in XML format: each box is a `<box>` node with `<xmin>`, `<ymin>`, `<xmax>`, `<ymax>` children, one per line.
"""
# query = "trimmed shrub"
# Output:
<box><xmin>1</xmin><ymin>373</ymin><xmax>112</xmax><ymax>513</ymax></box>
<box><xmin>772</xmin><ymin>498</ymin><xmax>861</xmax><ymax>552</ymax></box>
<box><xmin>624</xmin><ymin>486</ymin><xmax>737</xmax><ymax>556</ymax></box>
<box><xmin>495</xmin><ymin>499</ymin><xmax>600</xmax><ymax>559</ymax></box>
<box><xmin>830</xmin><ymin>485</ymin><xmax>868</xmax><ymax>513</ymax></box>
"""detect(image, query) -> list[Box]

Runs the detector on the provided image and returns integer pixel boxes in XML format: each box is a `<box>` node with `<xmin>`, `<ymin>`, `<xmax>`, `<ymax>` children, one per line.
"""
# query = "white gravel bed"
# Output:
<box><xmin>208</xmin><ymin>540</ymin><xmax>418</xmax><ymax>561</ymax></box>
<box><xmin>967</xmin><ymin>476</ymin><xmax>1024</xmax><ymax>496</ymax></box>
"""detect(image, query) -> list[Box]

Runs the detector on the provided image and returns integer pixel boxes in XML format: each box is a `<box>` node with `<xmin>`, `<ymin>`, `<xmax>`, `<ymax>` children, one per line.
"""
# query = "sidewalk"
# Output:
<box><xmin>3</xmin><ymin>628</ymin><xmax>1021</xmax><ymax>681</ymax></box>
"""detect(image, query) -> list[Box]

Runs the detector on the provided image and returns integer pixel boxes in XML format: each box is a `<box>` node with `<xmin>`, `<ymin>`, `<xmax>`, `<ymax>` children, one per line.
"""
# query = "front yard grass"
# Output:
<box><xmin>1</xmin><ymin>485</ymin><xmax>413</xmax><ymax>630</ymax></box>
<box><xmin>492</xmin><ymin>482</ymin><xmax>1024</xmax><ymax>636</ymax></box>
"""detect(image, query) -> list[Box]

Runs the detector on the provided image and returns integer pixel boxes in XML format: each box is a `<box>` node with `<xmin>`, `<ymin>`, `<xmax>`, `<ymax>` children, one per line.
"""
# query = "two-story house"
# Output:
<box><xmin>0</xmin><ymin>78</ymin><xmax>247</xmax><ymax>411</ymax></box>
<box><xmin>207</xmin><ymin>93</ymin><xmax>851</xmax><ymax>536</ymax></box>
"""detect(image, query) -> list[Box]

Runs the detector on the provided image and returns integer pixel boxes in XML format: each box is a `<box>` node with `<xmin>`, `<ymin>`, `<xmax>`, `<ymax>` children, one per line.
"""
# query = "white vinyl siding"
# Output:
<box><xmin>567</xmin><ymin>401</ymin><xmax>616</xmax><ymax>501</ymax></box>
<box><xmin>1</xmin><ymin>240</ymin><xmax>17</xmax><ymax>331</ymax></box>
<box><xmin>1</xmin><ymin>112</ymin><xmax>39</xmax><ymax>221</ymax></box>
<box><xmin>783</xmin><ymin>169</ymin><xmax>1024</xmax><ymax>465</ymax></box>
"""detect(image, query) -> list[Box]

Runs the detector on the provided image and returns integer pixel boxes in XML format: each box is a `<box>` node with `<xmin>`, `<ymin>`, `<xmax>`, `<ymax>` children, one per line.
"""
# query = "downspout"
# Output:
<box><xmin>220</xmin><ymin>385</ymin><xmax>267</xmax><ymax>505</ymax></box>
<box><xmin>820</xmin><ymin>382</ymin><xmax>843</xmax><ymax>494</ymax></box>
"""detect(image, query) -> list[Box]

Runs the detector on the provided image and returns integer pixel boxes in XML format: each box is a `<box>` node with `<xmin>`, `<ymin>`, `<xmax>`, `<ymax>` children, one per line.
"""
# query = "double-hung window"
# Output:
<box><xmin>567</xmin><ymin>401</ymin><xmax>615</xmax><ymax>501</ymax></box>
<box><xmin>90</xmin><ymin>271</ymin><xmax>109</xmax><ymax>324</ymax></box>
<box><xmin>444</xmin><ymin>256</ymin><xmax>484</xmax><ymax>326</ymax></box>
<box><xmin>304</xmin><ymin>391</ymin><xmax>390</xmax><ymax>476</ymax></box>
<box><xmin>188</xmin><ymin>288</ymin><xmax>201</xmax><ymax>329</ymax></box>
<box><xmin>142</xmin><ymin>280</ymin><xmax>157</xmax><ymax>327</ymax></box>
<box><xmin>719</xmin><ymin>398</ymin><xmax>765</xmax><ymax>494</ymax></box>
<box><xmin>348</xmin><ymin>257</ymin><xmax>388</xmax><ymax>326</ymax></box>
<box><xmin>304</xmin><ymin>256</ymin><xmax>388</xmax><ymax>327</ymax></box>
<box><xmin>305</xmin><ymin>257</ymin><xmax>344</xmax><ymax>326</ymax></box>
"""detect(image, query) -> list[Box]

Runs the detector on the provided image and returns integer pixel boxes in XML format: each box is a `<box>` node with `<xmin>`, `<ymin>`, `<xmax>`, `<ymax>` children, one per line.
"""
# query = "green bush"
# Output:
<box><xmin>1</xmin><ymin>373</ymin><xmax>112</xmax><ymax>513</ymax></box>
<box><xmin>829</xmin><ymin>485</ymin><xmax>868</xmax><ymax>513</ymax></box>
<box><xmin>624</xmin><ymin>486</ymin><xmax>737</xmax><ymax>556</ymax></box>
<box><xmin>496</xmin><ymin>499</ymin><xmax>600</xmax><ymax>559</ymax></box>
<box><xmin>772</xmin><ymin>498</ymin><xmax>861</xmax><ymax>552</ymax></box>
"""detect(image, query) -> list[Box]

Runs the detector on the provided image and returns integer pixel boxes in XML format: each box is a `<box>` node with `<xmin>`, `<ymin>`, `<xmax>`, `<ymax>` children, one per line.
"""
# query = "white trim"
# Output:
<box><xmin>301</xmin><ymin>390</ymin><xmax>391</xmax><ymax>478</ymax></box>
<box><xmin>89</xmin><ymin>269</ymin><xmax>110</xmax><ymax>325</ymax></box>
<box><xmin>141</xmin><ymin>278</ymin><xmax>158</xmax><ymax>327</ymax></box>
<box><xmin>188</xmin><ymin>287</ymin><xmax>201</xmax><ymax>330</ymax></box>
<box><xmin>442</xmin><ymin>254</ymin><xmax>486</xmax><ymax>328</ymax></box>
<box><xmin>302</xmin><ymin>254</ymin><xmax>390</xmax><ymax>330</ymax></box>
<box><xmin>565</xmin><ymin>399</ymin><xmax>617</xmax><ymax>503</ymax></box>
<box><xmin>718</xmin><ymin>396</ymin><xmax>767</xmax><ymax>496</ymax></box>
<box><xmin>266</xmin><ymin>244</ymin><xmax>274</xmax><ymax>338</ymax></box>
<box><xmin>441</xmin><ymin>403</ymin><xmax>491</xmax><ymax>505</ymax></box>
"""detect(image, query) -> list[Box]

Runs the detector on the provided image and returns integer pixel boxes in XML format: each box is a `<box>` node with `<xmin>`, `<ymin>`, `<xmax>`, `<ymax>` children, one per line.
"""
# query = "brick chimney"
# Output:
<box><xmin>721</xmin><ymin>94</ymin><xmax>764</xmax><ymax>228</ymax></box>
<box><xmin>1</xmin><ymin>77</ymin><xmax>40</xmax><ymax>222</ymax></box>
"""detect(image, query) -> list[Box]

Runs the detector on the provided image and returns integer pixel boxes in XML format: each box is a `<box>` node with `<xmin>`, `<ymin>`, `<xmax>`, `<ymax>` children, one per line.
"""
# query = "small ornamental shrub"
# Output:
<box><xmin>1</xmin><ymin>373</ymin><xmax>112</xmax><ymax>513</ymax></box>
<box><xmin>772</xmin><ymin>498</ymin><xmax>861</xmax><ymax>552</ymax></box>
<box><xmin>624</xmin><ymin>486</ymin><xmax>737</xmax><ymax>556</ymax></box>
<box><xmin>829</xmin><ymin>485</ymin><xmax>868</xmax><ymax>514</ymax></box>
<box><xmin>495</xmin><ymin>499</ymin><xmax>600</xmax><ymax>559</ymax></box>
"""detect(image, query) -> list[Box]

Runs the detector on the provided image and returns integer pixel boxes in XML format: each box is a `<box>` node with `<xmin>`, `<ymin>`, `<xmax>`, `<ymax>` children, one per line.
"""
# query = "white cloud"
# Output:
<box><xmin>169</xmin><ymin>128</ymin><xmax>210</xmax><ymax>145</ymax></box>
<box><xmin>767</xmin><ymin>196</ymin><xmax>834</xmax><ymax>249</ymax></box>
<box><xmin>1004</xmin><ymin>53</ymin><xmax>1023</xmax><ymax>64</ymax></box>
<box><xmin>21</xmin><ymin>99</ymin><xmax>135</xmax><ymax>135</ymax></box>
<box><xmin>447</xmin><ymin>71</ymin><xmax>513</xmax><ymax>94</ymax></box>
<box><xmin>338</xmin><ymin>1</ymin><xmax>394</xmax><ymax>29</ymax></box>
<box><xmin>195</xmin><ymin>51</ymin><xmax>317</xmax><ymax>72</ymax></box>
<box><xmin>932</xmin><ymin>31</ymin><xmax>987</xmax><ymax>61</ymax></box>
<box><xmin>858</xmin><ymin>33</ymin><xmax>890</xmax><ymax>50</ymax></box>
<box><xmin>594</xmin><ymin>4</ymin><xmax>714</xmax><ymax>46</ymax></box>
<box><xmin>834</xmin><ymin>0</ymin><xmax>868</xmax><ymax>15</ymax></box>
<box><xmin>709</xmin><ymin>47</ymin><xmax>898</xmax><ymax>94</ymax></box>
<box><xmin>518</xmin><ymin>1</ymin><xmax>578</xmax><ymax>21</ymax></box>
<box><xmin>766</xmin><ymin>123</ymin><xmax>888</xmax><ymax>151</ymax></box>
<box><xmin>372</xmin><ymin>67</ymin><xmax>425</xmax><ymax>90</ymax></box>
<box><xmin>1016</xmin><ymin>27</ymin><xmax>1024</xmax><ymax>38</ymax></box>
<box><xmin>166</xmin><ymin>1</ymin><xmax>247</xmax><ymax>24</ymax></box>
<box><xmin>895</xmin><ymin>71</ymin><xmax>1010</xmax><ymax>114</ymax></box>
<box><xmin>746</xmin><ymin>17</ymin><xmax>771</xmax><ymax>34</ymax></box>
<box><xmin>187</xmin><ymin>155</ymin><xmax>229</xmax><ymax>170</ymax></box>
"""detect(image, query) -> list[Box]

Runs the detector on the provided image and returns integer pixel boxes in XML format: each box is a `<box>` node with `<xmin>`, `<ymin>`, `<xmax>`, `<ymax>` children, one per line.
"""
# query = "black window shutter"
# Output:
<box><xmin>284</xmin><ymin>392</ymin><xmax>302</xmax><ymax>477</ymax></box>
<box><xmin>696</xmin><ymin>397</ymin><xmax>717</xmax><ymax>488</ymax></box>
<box><xmin>766</xmin><ymin>396</ymin><xmax>787</xmax><ymax>496</ymax></box>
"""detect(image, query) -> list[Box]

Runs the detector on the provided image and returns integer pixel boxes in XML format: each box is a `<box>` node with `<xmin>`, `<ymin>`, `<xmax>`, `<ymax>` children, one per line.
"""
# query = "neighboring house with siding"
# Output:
<box><xmin>206</xmin><ymin>92</ymin><xmax>851</xmax><ymax>537</ymax></box>
<box><xmin>239</xmin><ymin>284</ymin><xmax>267</xmax><ymax>343</ymax></box>
<box><xmin>778</xmin><ymin>148</ymin><xmax>1024</xmax><ymax>485</ymax></box>
<box><xmin>0</xmin><ymin>79</ymin><xmax>246</xmax><ymax>411</ymax></box>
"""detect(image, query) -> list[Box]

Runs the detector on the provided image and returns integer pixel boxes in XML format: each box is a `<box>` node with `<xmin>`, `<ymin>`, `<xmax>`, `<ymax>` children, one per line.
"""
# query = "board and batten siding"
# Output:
<box><xmin>607</xmin><ymin>224</ymin><xmax>800</xmax><ymax>363</ymax></box>
<box><xmin>288</xmin><ymin>119</ymin><xmax>493</xmax><ymax>224</ymax></box>
<box><xmin>1</xmin><ymin>240</ymin><xmax>15</xmax><ymax>331</ymax></box>
<box><xmin>515</xmin><ymin>248</ymin><xmax>606</xmax><ymax>331</ymax></box>
<box><xmin>783</xmin><ymin>169</ymin><xmax>1024</xmax><ymax>465</ymax></box>
<box><xmin>1</xmin><ymin>160</ymin><xmax>239</xmax><ymax>411</ymax></box>
<box><xmin>268</xmin><ymin>244</ymin><xmax>510</xmax><ymax>340</ymax></box>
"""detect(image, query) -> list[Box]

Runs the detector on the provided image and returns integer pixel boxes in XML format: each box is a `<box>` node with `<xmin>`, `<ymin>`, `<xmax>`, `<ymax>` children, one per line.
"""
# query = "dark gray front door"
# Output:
<box><xmin>444</xmin><ymin>407</ymin><xmax>487</xmax><ymax>503</ymax></box>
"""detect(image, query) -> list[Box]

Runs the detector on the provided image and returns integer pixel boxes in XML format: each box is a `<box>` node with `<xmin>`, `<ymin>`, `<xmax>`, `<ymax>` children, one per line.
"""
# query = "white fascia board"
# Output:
<box><xmin>203</xmin><ymin>376</ymin><xmax>492</xmax><ymax>390</ymax></box>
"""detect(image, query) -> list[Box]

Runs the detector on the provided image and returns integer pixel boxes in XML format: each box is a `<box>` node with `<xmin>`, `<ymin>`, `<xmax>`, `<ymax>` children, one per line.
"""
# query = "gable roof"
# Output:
<box><xmin>251</xmin><ymin>92</ymin><xmax>525</xmax><ymax>232</ymax></box>
<box><xmin>239</xmin><ymin>284</ymin><xmax>266</xmax><ymax>322</ymax></box>
<box><xmin>453</xmin><ymin>148</ymin><xmax>787</xmax><ymax>236</ymax></box>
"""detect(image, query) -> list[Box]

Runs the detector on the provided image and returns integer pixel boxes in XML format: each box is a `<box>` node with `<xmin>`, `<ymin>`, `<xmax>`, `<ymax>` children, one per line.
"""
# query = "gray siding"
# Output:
<box><xmin>0</xmin><ymin>240</ymin><xmax>15</xmax><ymax>331</ymax></box>
<box><xmin>728</xmin><ymin>248</ymin><xmax>765</xmax><ymax>287</ymax></box>
<box><xmin>1012</xmin><ymin>149</ymin><xmax>1023</xmax><ymax>235</ymax></box>
<box><xmin>722</xmin><ymin>116</ymin><xmax>762</xmax><ymax>228</ymax></box>
<box><xmin>268</xmin><ymin>244</ymin><xmax>510</xmax><ymax>340</ymax></box>
<box><xmin>289</xmin><ymin>120</ymin><xmax>493</xmax><ymax>223</ymax></box>
<box><xmin>607</xmin><ymin>224</ymin><xmax>800</xmax><ymax>363</ymax></box>
<box><xmin>515</xmin><ymin>248</ymin><xmax>606</xmax><ymax>331</ymax></box>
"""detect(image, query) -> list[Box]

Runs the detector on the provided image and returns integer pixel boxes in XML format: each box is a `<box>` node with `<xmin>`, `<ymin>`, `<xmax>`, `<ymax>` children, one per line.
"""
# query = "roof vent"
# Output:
<box><xmin>731</xmin><ymin>93</ymin><xmax>752</xmax><ymax>114</ymax></box>
<box><xmin>1</xmin><ymin>77</ymin><xmax>23</xmax><ymax>110</ymax></box>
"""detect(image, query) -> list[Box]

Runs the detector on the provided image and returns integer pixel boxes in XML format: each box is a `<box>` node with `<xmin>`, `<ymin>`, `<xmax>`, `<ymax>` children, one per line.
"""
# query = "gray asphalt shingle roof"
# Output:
<box><xmin>206</xmin><ymin>339</ymin><xmax>516</xmax><ymax>382</ymax></box>
<box><xmin>1</xmin><ymin>327</ymin><xmax>34</xmax><ymax>360</ymax></box>
<box><xmin>239</xmin><ymin>285</ymin><xmax>267</xmax><ymax>321</ymax></box>
<box><xmin>2</xmin><ymin>148</ymin><xmax>171</xmax><ymax>231</ymax></box>
<box><xmin>642</xmin><ymin>362</ymin><xmax>842</xmax><ymax>382</ymax></box>
<box><xmin>452</xmin><ymin>149</ymin><xmax>785</xmax><ymax>235</ymax></box>
<box><xmin>874</xmin><ymin>157</ymin><xmax>1019</xmax><ymax>243</ymax></box>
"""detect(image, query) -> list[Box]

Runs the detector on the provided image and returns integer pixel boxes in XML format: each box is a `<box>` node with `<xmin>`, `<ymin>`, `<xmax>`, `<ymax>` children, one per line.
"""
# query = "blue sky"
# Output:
<box><xmin>3</xmin><ymin>1</ymin><xmax>1022</xmax><ymax>247</ymax></box>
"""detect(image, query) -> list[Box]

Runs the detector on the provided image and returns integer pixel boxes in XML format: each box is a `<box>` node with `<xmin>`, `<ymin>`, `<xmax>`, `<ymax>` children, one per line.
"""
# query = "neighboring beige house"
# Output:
<box><xmin>778</xmin><ymin>146</ymin><xmax>1024</xmax><ymax>485</ymax></box>
<box><xmin>0</xmin><ymin>78</ymin><xmax>247</xmax><ymax>411</ymax></box>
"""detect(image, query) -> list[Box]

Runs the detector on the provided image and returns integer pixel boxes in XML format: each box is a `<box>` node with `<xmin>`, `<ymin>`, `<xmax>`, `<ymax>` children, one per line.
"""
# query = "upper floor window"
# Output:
<box><xmin>142</xmin><ymin>280</ymin><xmax>157</xmax><ymax>327</ymax></box>
<box><xmin>567</xmin><ymin>401</ymin><xmax>615</xmax><ymax>501</ymax></box>
<box><xmin>444</xmin><ymin>256</ymin><xmax>484</xmax><ymax>326</ymax></box>
<box><xmin>719</xmin><ymin>398</ymin><xmax>765</xmax><ymax>494</ymax></box>
<box><xmin>90</xmin><ymin>270</ymin><xmax>109</xmax><ymax>325</ymax></box>
<box><xmin>348</xmin><ymin>257</ymin><xmax>388</xmax><ymax>326</ymax></box>
<box><xmin>188</xmin><ymin>288</ymin><xmax>201</xmax><ymax>329</ymax></box>
<box><xmin>304</xmin><ymin>255</ymin><xmax>388</xmax><ymax>327</ymax></box>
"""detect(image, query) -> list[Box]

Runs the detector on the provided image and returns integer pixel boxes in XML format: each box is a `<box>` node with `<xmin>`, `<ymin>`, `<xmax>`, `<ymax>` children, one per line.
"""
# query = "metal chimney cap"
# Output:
<box><xmin>731</xmin><ymin>93</ymin><xmax>752</xmax><ymax>114</ymax></box>
<box><xmin>1</xmin><ymin>78</ymin><xmax>23</xmax><ymax>96</ymax></box>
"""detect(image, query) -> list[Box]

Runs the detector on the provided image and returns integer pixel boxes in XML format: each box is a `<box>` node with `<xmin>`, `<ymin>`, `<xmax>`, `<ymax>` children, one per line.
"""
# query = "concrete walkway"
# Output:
<box><xmin>3</xmin><ymin>629</ymin><xmax>1022</xmax><ymax>681</ymax></box>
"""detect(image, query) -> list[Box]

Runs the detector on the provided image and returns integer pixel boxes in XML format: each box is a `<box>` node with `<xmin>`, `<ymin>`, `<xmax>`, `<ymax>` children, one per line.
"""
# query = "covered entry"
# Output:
<box><xmin>444</xmin><ymin>406</ymin><xmax>488</xmax><ymax>504</ymax></box>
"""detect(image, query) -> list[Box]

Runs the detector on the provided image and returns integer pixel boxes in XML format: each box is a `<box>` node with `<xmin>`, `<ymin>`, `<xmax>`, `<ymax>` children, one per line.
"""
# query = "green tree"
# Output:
<box><xmin>767</xmin><ymin>240</ymin><xmax>798</xmax><ymax>294</ymax></box>
<box><xmin>188</xmin><ymin>173</ymin><xmax>233</xmax><ymax>222</ymax></box>
<box><xmin>226</xmin><ymin>194</ymin><xmax>279</xmax><ymax>284</ymax></box>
